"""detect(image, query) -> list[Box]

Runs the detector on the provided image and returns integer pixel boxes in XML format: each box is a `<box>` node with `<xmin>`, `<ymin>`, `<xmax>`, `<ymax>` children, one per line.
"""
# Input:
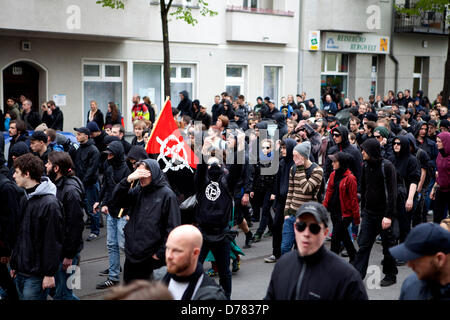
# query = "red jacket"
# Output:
<box><xmin>323</xmin><ymin>169</ymin><xmax>360</xmax><ymax>225</ymax></box>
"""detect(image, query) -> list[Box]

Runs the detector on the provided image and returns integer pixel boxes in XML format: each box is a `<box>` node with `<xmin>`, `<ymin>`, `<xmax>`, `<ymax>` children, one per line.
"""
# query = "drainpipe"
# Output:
<box><xmin>389</xmin><ymin>4</ymin><xmax>398</xmax><ymax>93</ymax></box>
<box><xmin>297</xmin><ymin>0</ymin><xmax>303</xmax><ymax>95</ymax></box>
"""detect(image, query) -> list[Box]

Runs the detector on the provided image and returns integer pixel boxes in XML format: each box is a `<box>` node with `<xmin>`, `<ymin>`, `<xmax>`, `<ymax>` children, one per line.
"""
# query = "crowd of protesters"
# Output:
<box><xmin>0</xmin><ymin>87</ymin><xmax>449</xmax><ymax>301</ymax></box>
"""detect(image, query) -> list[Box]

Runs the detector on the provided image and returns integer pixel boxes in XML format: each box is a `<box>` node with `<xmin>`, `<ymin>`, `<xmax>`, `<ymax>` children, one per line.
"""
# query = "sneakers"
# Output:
<box><xmin>252</xmin><ymin>233</ymin><xmax>262</xmax><ymax>243</ymax></box>
<box><xmin>86</xmin><ymin>233</ymin><xmax>99</xmax><ymax>241</ymax></box>
<box><xmin>99</xmin><ymin>267</ymin><xmax>122</xmax><ymax>276</ymax></box>
<box><xmin>380</xmin><ymin>276</ymin><xmax>396</xmax><ymax>287</ymax></box>
<box><xmin>232</xmin><ymin>258</ymin><xmax>240</xmax><ymax>272</ymax></box>
<box><xmin>396</xmin><ymin>259</ymin><xmax>406</xmax><ymax>266</ymax></box>
<box><xmin>263</xmin><ymin>231</ymin><xmax>272</xmax><ymax>238</ymax></box>
<box><xmin>206</xmin><ymin>268</ymin><xmax>217</xmax><ymax>277</ymax></box>
<box><xmin>264</xmin><ymin>255</ymin><xmax>277</xmax><ymax>263</ymax></box>
<box><xmin>376</xmin><ymin>235</ymin><xmax>382</xmax><ymax>244</ymax></box>
<box><xmin>340</xmin><ymin>249</ymin><xmax>349</xmax><ymax>257</ymax></box>
<box><xmin>244</xmin><ymin>231</ymin><xmax>253</xmax><ymax>249</ymax></box>
<box><xmin>96</xmin><ymin>279</ymin><xmax>119</xmax><ymax>290</ymax></box>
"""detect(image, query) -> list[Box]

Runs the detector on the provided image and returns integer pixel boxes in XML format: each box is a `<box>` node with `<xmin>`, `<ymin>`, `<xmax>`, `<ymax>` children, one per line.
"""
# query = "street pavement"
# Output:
<box><xmin>75</xmin><ymin>216</ymin><xmax>412</xmax><ymax>300</ymax></box>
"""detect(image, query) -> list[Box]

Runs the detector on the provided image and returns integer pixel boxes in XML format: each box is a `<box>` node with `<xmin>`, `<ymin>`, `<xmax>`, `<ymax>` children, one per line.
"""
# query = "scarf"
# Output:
<box><xmin>168</xmin><ymin>262</ymin><xmax>204</xmax><ymax>300</ymax></box>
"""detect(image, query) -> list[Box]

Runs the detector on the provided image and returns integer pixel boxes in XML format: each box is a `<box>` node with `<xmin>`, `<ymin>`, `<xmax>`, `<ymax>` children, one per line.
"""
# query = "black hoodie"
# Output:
<box><xmin>177</xmin><ymin>90</ymin><xmax>193</xmax><ymax>117</ymax></box>
<box><xmin>360</xmin><ymin>139</ymin><xmax>397</xmax><ymax>218</ymax></box>
<box><xmin>112</xmin><ymin>159</ymin><xmax>180</xmax><ymax>262</ymax></box>
<box><xmin>324</xmin><ymin>126</ymin><xmax>362</xmax><ymax>192</ymax></box>
<box><xmin>390</xmin><ymin>135</ymin><xmax>421</xmax><ymax>193</ymax></box>
<box><xmin>99</xmin><ymin>141</ymin><xmax>131</xmax><ymax>217</ymax></box>
<box><xmin>273</xmin><ymin>113</ymin><xmax>288</xmax><ymax>138</ymax></box>
<box><xmin>277</xmin><ymin>138</ymin><xmax>297</xmax><ymax>197</ymax></box>
<box><xmin>74</xmin><ymin>138</ymin><xmax>100</xmax><ymax>186</ymax></box>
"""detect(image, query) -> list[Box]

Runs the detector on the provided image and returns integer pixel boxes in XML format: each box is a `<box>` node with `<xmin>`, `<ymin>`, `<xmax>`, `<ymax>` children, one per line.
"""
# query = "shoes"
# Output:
<box><xmin>380</xmin><ymin>276</ymin><xmax>396</xmax><ymax>287</ymax></box>
<box><xmin>96</xmin><ymin>278</ymin><xmax>119</xmax><ymax>290</ymax></box>
<box><xmin>232</xmin><ymin>259</ymin><xmax>240</xmax><ymax>272</ymax></box>
<box><xmin>376</xmin><ymin>235</ymin><xmax>382</xmax><ymax>244</ymax></box>
<box><xmin>252</xmin><ymin>233</ymin><xmax>262</xmax><ymax>243</ymax></box>
<box><xmin>263</xmin><ymin>231</ymin><xmax>273</xmax><ymax>238</ymax></box>
<box><xmin>244</xmin><ymin>231</ymin><xmax>253</xmax><ymax>249</ymax></box>
<box><xmin>427</xmin><ymin>210</ymin><xmax>433</xmax><ymax>216</ymax></box>
<box><xmin>396</xmin><ymin>259</ymin><xmax>406</xmax><ymax>266</ymax></box>
<box><xmin>207</xmin><ymin>268</ymin><xmax>217</xmax><ymax>277</ymax></box>
<box><xmin>86</xmin><ymin>233</ymin><xmax>99</xmax><ymax>241</ymax></box>
<box><xmin>264</xmin><ymin>255</ymin><xmax>278</xmax><ymax>263</ymax></box>
<box><xmin>99</xmin><ymin>267</ymin><xmax>122</xmax><ymax>276</ymax></box>
<box><xmin>341</xmin><ymin>249</ymin><xmax>349</xmax><ymax>257</ymax></box>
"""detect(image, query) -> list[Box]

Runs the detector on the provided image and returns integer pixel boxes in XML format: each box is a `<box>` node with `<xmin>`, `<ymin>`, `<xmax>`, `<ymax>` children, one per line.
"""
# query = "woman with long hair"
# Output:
<box><xmin>105</xmin><ymin>102</ymin><xmax>122</xmax><ymax>126</ymax></box>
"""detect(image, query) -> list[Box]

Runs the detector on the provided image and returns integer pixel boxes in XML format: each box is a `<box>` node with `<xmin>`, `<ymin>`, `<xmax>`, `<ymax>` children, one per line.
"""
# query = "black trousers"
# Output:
<box><xmin>0</xmin><ymin>263</ymin><xmax>18</xmax><ymax>300</ymax></box>
<box><xmin>433</xmin><ymin>189</ymin><xmax>450</xmax><ymax>223</ymax></box>
<box><xmin>252</xmin><ymin>190</ymin><xmax>274</xmax><ymax>235</ymax></box>
<box><xmin>353</xmin><ymin>213</ymin><xmax>398</xmax><ymax>279</ymax></box>
<box><xmin>123</xmin><ymin>255</ymin><xmax>165</xmax><ymax>284</ymax></box>
<box><xmin>330</xmin><ymin>215</ymin><xmax>356</xmax><ymax>261</ymax></box>
<box><xmin>272</xmin><ymin>195</ymin><xmax>287</xmax><ymax>258</ymax></box>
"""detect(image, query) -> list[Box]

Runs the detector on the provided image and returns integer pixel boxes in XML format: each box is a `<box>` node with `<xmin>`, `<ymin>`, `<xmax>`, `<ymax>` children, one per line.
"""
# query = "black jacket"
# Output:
<box><xmin>177</xmin><ymin>90</ymin><xmax>193</xmax><ymax>117</ymax></box>
<box><xmin>22</xmin><ymin>111</ymin><xmax>41</xmax><ymax>130</ymax></box>
<box><xmin>277</xmin><ymin>139</ymin><xmax>296</xmax><ymax>197</ymax></box>
<box><xmin>0</xmin><ymin>167</ymin><xmax>24</xmax><ymax>257</ymax></box>
<box><xmin>273</xmin><ymin>113</ymin><xmax>288</xmax><ymax>138</ymax></box>
<box><xmin>390</xmin><ymin>135</ymin><xmax>421</xmax><ymax>192</ymax></box>
<box><xmin>93</xmin><ymin>130</ymin><xmax>108</xmax><ymax>154</ymax></box>
<box><xmin>99</xmin><ymin>142</ymin><xmax>131</xmax><ymax>218</ymax></box>
<box><xmin>265</xmin><ymin>246</ymin><xmax>368</xmax><ymax>300</ymax></box>
<box><xmin>211</xmin><ymin>103</ymin><xmax>222</xmax><ymax>124</ymax></box>
<box><xmin>10</xmin><ymin>178</ymin><xmax>64</xmax><ymax>277</ymax></box>
<box><xmin>87</xmin><ymin>109</ymin><xmax>105</xmax><ymax>130</ymax></box>
<box><xmin>112</xmin><ymin>159</ymin><xmax>180</xmax><ymax>263</ymax></box>
<box><xmin>74</xmin><ymin>139</ymin><xmax>100</xmax><ymax>186</ymax></box>
<box><xmin>54</xmin><ymin>175</ymin><xmax>85</xmax><ymax>259</ymax></box>
<box><xmin>121</xmin><ymin>138</ymin><xmax>132</xmax><ymax>156</ymax></box>
<box><xmin>42</xmin><ymin>107</ymin><xmax>64</xmax><ymax>130</ymax></box>
<box><xmin>0</xmin><ymin>133</ymin><xmax>5</xmax><ymax>166</ymax></box>
<box><xmin>324</xmin><ymin>126</ymin><xmax>362</xmax><ymax>193</ymax></box>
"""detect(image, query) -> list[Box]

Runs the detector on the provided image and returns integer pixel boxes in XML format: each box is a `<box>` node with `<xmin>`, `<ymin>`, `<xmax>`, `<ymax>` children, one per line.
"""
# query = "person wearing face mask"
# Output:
<box><xmin>194</xmin><ymin>150</ymin><xmax>243</xmax><ymax>300</ymax></box>
<box><xmin>93</xmin><ymin>141</ymin><xmax>131</xmax><ymax>289</ymax></box>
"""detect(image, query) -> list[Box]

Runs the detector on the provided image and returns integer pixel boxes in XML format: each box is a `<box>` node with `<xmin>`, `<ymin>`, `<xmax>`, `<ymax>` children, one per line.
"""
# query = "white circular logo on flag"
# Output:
<box><xmin>156</xmin><ymin>135</ymin><xmax>193</xmax><ymax>173</ymax></box>
<box><xmin>205</xmin><ymin>182</ymin><xmax>221</xmax><ymax>201</ymax></box>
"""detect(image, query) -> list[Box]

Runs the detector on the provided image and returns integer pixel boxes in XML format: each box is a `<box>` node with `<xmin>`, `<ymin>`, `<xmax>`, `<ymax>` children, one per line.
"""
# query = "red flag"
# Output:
<box><xmin>146</xmin><ymin>99</ymin><xmax>198</xmax><ymax>171</ymax></box>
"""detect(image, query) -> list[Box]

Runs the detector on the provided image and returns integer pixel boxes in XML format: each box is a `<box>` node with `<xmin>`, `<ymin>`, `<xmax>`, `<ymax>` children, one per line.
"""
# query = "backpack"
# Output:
<box><xmin>290</xmin><ymin>162</ymin><xmax>325</xmax><ymax>202</ymax></box>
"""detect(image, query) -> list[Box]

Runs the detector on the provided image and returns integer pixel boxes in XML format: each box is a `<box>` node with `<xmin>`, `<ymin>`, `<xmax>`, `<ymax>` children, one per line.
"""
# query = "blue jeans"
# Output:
<box><xmin>85</xmin><ymin>182</ymin><xmax>100</xmax><ymax>235</ymax></box>
<box><xmin>199</xmin><ymin>237</ymin><xmax>232</xmax><ymax>299</ymax></box>
<box><xmin>281</xmin><ymin>215</ymin><xmax>296</xmax><ymax>256</ymax></box>
<box><xmin>107</xmin><ymin>215</ymin><xmax>127</xmax><ymax>282</ymax></box>
<box><xmin>53</xmin><ymin>253</ymin><xmax>80</xmax><ymax>300</ymax></box>
<box><xmin>15</xmin><ymin>274</ymin><xmax>48</xmax><ymax>300</ymax></box>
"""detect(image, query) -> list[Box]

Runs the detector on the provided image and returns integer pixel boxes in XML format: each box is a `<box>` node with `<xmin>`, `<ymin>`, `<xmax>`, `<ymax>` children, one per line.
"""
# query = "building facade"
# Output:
<box><xmin>0</xmin><ymin>0</ymin><xmax>447</xmax><ymax>132</ymax></box>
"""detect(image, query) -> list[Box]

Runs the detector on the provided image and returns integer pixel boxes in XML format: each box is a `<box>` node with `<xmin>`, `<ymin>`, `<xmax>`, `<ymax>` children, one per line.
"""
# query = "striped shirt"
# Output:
<box><xmin>284</xmin><ymin>164</ymin><xmax>324</xmax><ymax>215</ymax></box>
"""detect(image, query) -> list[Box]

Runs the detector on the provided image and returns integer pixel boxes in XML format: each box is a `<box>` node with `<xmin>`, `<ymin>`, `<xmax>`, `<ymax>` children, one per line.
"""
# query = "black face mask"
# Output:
<box><xmin>208</xmin><ymin>163</ymin><xmax>223</xmax><ymax>181</ymax></box>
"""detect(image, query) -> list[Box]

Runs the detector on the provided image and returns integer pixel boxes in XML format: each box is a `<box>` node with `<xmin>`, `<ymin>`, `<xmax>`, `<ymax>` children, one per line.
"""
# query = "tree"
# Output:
<box><xmin>396</xmin><ymin>0</ymin><xmax>450</xmax><ymax>106</ymax></box>
<box><xmin>97</xmin><ymin>0</ymin><xmax>217</xmax><ymax>99</ymax></box>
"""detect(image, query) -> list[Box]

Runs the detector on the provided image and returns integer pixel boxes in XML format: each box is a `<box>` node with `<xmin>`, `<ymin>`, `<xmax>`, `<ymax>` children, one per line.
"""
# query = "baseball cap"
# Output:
<box><xmin>389</xmin><ymin>223</ymin><xmax>450</xmax><ymax>262</ymax></box>
<box><xmin>30</xmin><ymin>130</ymin><xmax>48</xmax><ymax>143</ymax></box>
<box><xmin>74</xmin><ymin>127</ymin><xmax>90</xmax><ymax>136</ymax></box>
<box><xmin>328</xmin><ymin>153</ymin><xmax>338</xmax><ymax>162</ymax></box>
<box><xmin>296</xmin><ymin>202</ymin><xmax>329</xmax><ymax>227</ymax></box>
<box><xmin>86</xmin><ymin>121</ymin><xmax>100</xmax><ymax>133</ymax></box>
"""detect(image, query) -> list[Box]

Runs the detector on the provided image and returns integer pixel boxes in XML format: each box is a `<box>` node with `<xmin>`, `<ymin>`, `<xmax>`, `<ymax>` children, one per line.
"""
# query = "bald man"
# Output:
<box><xmin>161</xmin><ymin>225</ymin><xmax>227</xmax><ymax>300</ymax></box>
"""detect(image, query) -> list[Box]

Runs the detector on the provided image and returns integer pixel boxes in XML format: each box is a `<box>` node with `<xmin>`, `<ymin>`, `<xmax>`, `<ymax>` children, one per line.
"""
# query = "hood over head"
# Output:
<box><xmin>284</xmin><ymin>138</ymin><xmax>297</xmax><ymax>163</ymax></box>
<box><xmin>105</xmin><ymin>141</ymin><xmax>125</xmax><ymax>167</ymax></box>
<box><xmin>414</xmin><ymin>120</ymin><xmax>428</xmax><ymax>138</ymax></box>
<box><xmin>332</xmin><ymin>126</ymin><xmax>350</xmax><ymax>147</ymax></box>
<box><xmin>394</xmin><ymin>135</ymin><xmax>412</xmax><ymax>157</ymax></box>
<box><xmin>103</xmin><ymin>135</ymin><xmax>121</xmax><ymax>145</ymax></box>
<box><xmin>140</xmin><ymin>159</ymin><xmax>167</xmax><ymax>188</ymax></box>
<box><xmin>404</xmin><ymin>132</ymin><xmax>417</xmax><ymax>154</ymax></box>
<box><xmin>256</xmin><ymin>121</ymin><xmax>268</xmax><ymax>130</ymax></box>
<box><xmin>179</xmin><ymin>90</ymin><xmax>189</xmax><ymax>100</ymax></box>
<box><xmin>437</xmin><ymin>131</ymin><xmax>450</xmax><ymax>156</ymax></box>
<box><xmin>127</xmin><ymin>145</ymin><xmax>148</xmax><ymax>162</ymax></box>
<box><xmin>361</xmin><ymin>138</ymin><xmax>382</xmax><ymax>161</ymax></box>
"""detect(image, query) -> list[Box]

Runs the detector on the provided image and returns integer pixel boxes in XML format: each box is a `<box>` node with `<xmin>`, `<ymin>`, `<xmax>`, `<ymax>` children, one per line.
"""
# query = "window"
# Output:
<box><xmin>413</xmin><ymin>57</ymin><xmax>423</xmax><ymax>94</ymax></box>
<box><xmin>83</xmin><ymin>62</ymin><xmax>123</xmax><ymax>124</ymax></box>
<box><xmin>264</xmin><ymin>66</ymin><xmax>282</xmax><ymax>104</ymax></box>
<box><xmin>371</xmin><ymin>56</ymin><xmax>378</xmax><ymax>96</ymax></box>
<box><xmin>133</xmin><ymin>63</ymin><xmax>162</xmax><ymax>113</ymax></box>
<box><xmin>243</xmin><ymin>0</ymin><xmax>258</xmax><ymax>8</ymax></box>
<box><xmin>321</xmin><ymin>53</ymin><xmax>349</xmax><ymax>100</ymax></box>
<box><xmin>226</xmin><ymin>65</ymin><xmax>247</xmax><ymax>100</ymax></box>
<box><xmin>170</xmin><ymin>65</ymin><xmax>195</xmax><ymax>107</ymax></box>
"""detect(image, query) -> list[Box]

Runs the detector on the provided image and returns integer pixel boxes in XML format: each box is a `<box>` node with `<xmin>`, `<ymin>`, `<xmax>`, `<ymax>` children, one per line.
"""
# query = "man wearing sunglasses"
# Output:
<box><xmin>265</xmin><ymin>202</ymin><xmax>367</xmax><ymax>300</ymax></box>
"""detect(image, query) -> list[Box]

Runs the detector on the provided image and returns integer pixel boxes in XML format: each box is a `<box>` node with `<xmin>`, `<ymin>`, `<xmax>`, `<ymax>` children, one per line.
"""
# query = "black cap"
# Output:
<box><xmin>440</xmin><ymin>119</ymin><xmax>450</xmax><ymax>129</ymax></box>
<box><xmin>389</xmin><ymin>223</ymin><xmax>450</xmax><ymax>262</ymax></box>
<box><xmin>74</xmin><ymin>127</ymin><xmax>90</xmax><ymax>136</ymax></box>
<box><xmin>296</xmin><ymin>202</ymin><xmax>329</xmax><ymax>227</ymax></box>
<box><xmin>86</xmin><ymin>121</ymin><xmax>100</xmax><ymax>133</ymax></box>
<box><xmin>30</xmin><ymin>130</ymin><xmax>48</xmax><ymax>143</ymax></box>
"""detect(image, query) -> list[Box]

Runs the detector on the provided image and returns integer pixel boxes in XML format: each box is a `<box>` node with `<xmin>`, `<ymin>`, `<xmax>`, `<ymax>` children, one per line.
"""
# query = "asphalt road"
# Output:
<box><xmin>75</xmin><ymin>217</ymin><xmax>413</xmax><ymax>300</ymax></box>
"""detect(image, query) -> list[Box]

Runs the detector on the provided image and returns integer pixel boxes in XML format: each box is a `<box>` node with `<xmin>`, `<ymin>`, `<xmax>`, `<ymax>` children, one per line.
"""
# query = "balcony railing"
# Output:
<box><xmin>395</xmin><ymin>11</ymin><xmax>449</xmax><ymax>35</ymax></box>
<box><xmin>226</xmin><ymin>5</ymin><xmax>294</xmax><ymax>17</ymax></box>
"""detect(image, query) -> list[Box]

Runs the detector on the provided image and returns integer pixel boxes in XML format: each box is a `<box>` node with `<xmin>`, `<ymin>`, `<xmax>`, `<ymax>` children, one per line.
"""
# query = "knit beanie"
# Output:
<box><xmin>294</xmin><ymin>141</ymin><xmax>311</xmax><ymax>159</ymax></box>
<box><xmin>374</xmin><ymin>126</ymin><xmax>389</xmax><ymax>139</ymax></box>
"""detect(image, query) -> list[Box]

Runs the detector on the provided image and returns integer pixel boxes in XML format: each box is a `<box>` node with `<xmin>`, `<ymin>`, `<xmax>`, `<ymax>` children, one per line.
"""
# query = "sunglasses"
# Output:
<box><xmin>393</xmin><ymin>141</ymin><xmax>401</xmax><ymax>146</ymax></box>
<box><xmin>374</xmin><ymin>135</ymin><xmax>382</xmax><ymax>139</ymax></box>
<box><xmin>262</xmin><ymin>146</ymin><xmax>271</xmax><ymax>150</ymax></box>
<box><xmin>332</xmin><ymin>133</ymin><xmax>341</xmax><ymax>137</ymax></box>
<box><xmin>295</xmin><ymin>221</ymin><xmax>322</xmax><ymax>235</ymax></box>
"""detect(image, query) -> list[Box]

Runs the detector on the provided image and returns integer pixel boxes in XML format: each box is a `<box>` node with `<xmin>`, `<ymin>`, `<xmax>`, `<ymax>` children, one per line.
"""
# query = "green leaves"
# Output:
<box><xmin>96</xmin><ymin>0</ymin><xmax>125</xmax><ymax>10</ymax></box>
<box><xmin>395</xmin><ymin>0</ymin><xmax>450</xmax><ymax>24</ymax></box>
<box><xmin>169</xmin><ymin>0</ymin><xmax>218</xmax><ymax>26</ymax></box>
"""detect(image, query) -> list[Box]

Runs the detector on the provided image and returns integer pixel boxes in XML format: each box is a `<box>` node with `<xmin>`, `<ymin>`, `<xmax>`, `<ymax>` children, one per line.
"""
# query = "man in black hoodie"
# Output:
<box><xmin>112</xmin><ymin>159</ymin><xmax>180</xmax><ymax>284</ymax></box>
<box><xmin>273</xmin><ymin>112</ymin><xmax>288</xmax><ymax>138</ymax></box>
<box><xmin>177</xmin><ymin>90</ymin><xmax>193</xmax><ymax>117</ymax></box>
<box><xmin>354</xmin><ymin>139</ymin><xmax>398</xmax><ymax>287</ymax></box>
<box><xmin>95</xmin><ymin>142</ymin><xmax>131</xmax><ymax>289</ymax></box>
<box><xmin>74</xmin><ymin>127</ymin><xmax>101</xmax><ymax>241</ymax></box>
<box><xmin>324</xmin><ymin>126</ymin><xmax>362</xmax><ymax>193</ymax></box>
<box><xmin>10</xmin><ymin>153</ymin><xmax>64</xmax><ymax>300</ymax></box>
<box><xmin>46</xmin><ymin>151</ymin><xmax>85</xmax><ymax>300</ymax></box>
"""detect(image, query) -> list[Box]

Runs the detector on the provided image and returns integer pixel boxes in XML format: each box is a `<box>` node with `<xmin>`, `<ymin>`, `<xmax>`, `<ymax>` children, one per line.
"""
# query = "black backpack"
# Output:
<box><xmin>290</xmin><ymin>163</ymin><xmax>325</xmax><ymax>202</ymax></box>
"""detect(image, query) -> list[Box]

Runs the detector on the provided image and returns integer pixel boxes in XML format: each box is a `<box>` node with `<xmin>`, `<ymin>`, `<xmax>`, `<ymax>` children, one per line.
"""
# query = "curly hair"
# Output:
<box><xmin>13</xmin><ymin>153</ymin><xmax>44</xmax><ymax>182</ymax></box>
<box><xmin>104</xmin><ymin>280</ymin><xmax>173</xmax><ymax>300</ymax></box>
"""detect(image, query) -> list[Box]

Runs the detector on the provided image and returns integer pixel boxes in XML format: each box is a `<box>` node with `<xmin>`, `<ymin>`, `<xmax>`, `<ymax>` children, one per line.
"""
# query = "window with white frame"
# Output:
<box><xmin>133</xmin><ymin>63</ymin><xmax>162</xmax><ymax>112</ymax></box>
<box><xmin>170</xmin><ymin>65</ymin><xmax>195</xmax><ymax>107</ymax></box>
<box><xmin>83</xmin><ymin>62</ymin><xmax>123</xmax><ymax>123</ymax></box>
<box><xmin>243</xmin><ymin>0</ymin><xmax>258</xmax><ymax>8</ymax></box>
<box><xmin>226</xmin><ymin>65</ymin><xmax>246</xmax><ymax>100</ymax></box>
<box><xmin>320</xmin><ymin>53</ymin><xmax>349</xmax><ymax>101</ymax></box>
<box><xmin>264</xmin><ymin>66</ymin><xmax>282</xmax><ymax>105</ymax></box>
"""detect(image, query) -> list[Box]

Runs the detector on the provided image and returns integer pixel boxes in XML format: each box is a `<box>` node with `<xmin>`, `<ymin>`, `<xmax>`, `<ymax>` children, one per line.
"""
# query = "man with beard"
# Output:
<box><xmin>194</xmin><ymin>144</ymin><xmax>242</xmax><ymax>299</ymax></box>
<box><xmin>94</xmin><ymin>141</ymin><xmax>130</xmax><ymax>289</ymax></box>
<box><xmin>161</xmin><ymin>225</ymin><xmax>227</xmax><ymax>300</ymax></box>
<box><xmin>45</xmin><ymin>152</ymin><xmax>85</xmax><ymax>300</ymax></box>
